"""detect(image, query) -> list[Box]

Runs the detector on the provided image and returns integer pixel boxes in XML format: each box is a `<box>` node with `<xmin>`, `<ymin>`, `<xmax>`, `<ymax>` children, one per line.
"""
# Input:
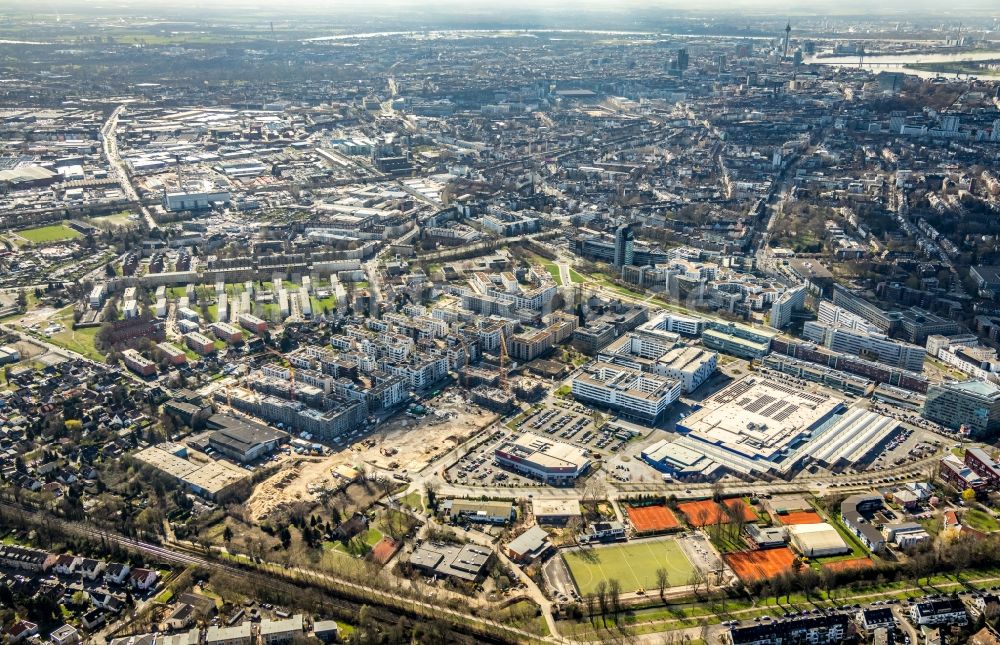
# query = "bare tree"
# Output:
<box><xmin>608</xmin><ymin>578</ymin><xmax>622</xmax><ymax>625</ymax></box>
<box><xmin>656</xmin><ymin>567</ymin><xmax>670</xmax><ymax>602</ymax></box>
<box><xmin>596</xmin><ymin>580</ymin><xmax>609</xmax><ymax>627</ymax></box>
<box><xmin>711</xmin><ymin>481</ymin><xmax>725</xmax><ymax>503</ymax></box>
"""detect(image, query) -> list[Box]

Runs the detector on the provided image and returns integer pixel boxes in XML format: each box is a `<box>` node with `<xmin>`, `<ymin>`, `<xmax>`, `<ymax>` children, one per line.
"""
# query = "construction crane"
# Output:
<box><xmin>498</xmin><ymin>330</ymin><xmax>511</xmax><ymax>396</ymax></box>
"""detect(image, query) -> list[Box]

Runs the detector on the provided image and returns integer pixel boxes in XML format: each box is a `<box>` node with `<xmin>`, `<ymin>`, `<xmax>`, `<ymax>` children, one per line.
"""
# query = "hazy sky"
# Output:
<box><xmin>11</xmin><ymin>0</ymin><xmax>1000</xmax><ymax>14</ymax></box>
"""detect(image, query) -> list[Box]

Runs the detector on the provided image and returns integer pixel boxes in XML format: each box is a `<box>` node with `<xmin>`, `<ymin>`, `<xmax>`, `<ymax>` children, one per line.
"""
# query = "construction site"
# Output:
<box><xmin>245</xmin><ymin>387</ymin><xmax>498</xmax><ymax>521</ymax></box>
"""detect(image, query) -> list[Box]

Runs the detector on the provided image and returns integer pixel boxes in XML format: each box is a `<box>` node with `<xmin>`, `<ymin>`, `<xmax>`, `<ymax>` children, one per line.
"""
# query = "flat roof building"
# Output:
<box><xmin>803</xmin><ymin>321</ymin><xmax>926</xmax><ymax>372</ymax></box>
<box><xmin>441</xmin><ymin>499</ymin><xmax>515</xmax><ymax>525</ymax></box>
<box><xmin>674</xmin><ymin>375</ymin><xmax>844</xmax><ymax>477</ymax></box>
<box><xmin>407</xmin><ymin>542</ymin><xmax>493</xmax><ymax>582</ymax></box>
<box><xmin>495</xmin><ymin>433</ymin><xmax>591</xmax><ymax>486</ymax></box>
<box><xmin>205</xmin><ymin>414</ymin><xmax>287</xmax><ymax>463</ymax></box>
<box><xmin>787</xmin><ymin>523</ymin><xmax>849</xmax><ymax>558</ymax></box>
<box><xmin>599</xmin><ymin>332</ymin><xmax>717</xmax><ymax>393</ymax></box>
<box><xmin>923</xmin><ymin>380</ymin><xmax>1000</xmax><ymax>437</ymax></box>
<box><xmin>133</xmin><ymin>445</ymin><xmax>249</xmax><ymax>500</ymax></box>
<box><xmin>531</xmin><ymin>498</ymin><xmax>581</xmax><ymax>524</ymax></box>
<box><xmin>702</xmin><ymin>321</ymin><xmax>775</xmax><ymax>359</ymax></box>
<box><xmin>572</xmin><ymin>361</ymin><xmax>681</xmax><ymax>423</ymax></box>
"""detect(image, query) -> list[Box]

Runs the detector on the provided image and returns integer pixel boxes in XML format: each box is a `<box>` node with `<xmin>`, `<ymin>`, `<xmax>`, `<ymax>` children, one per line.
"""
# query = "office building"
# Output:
<box><xmin>922</xmin><ymin>380</ymin><xmax>1000</xmax><ymax>437</ymax></box>
<box><xmin>572</xmin><ymin>361</ymin><xmax>682</xmax><ymax>423</ymax></box>
<box><xmin>598</xmin><ymin>333</ymin><xmax>717</xmax><ymax>393</ymax></box>
<box><xmin>613</xmin><ymin>223</ymin><xmax>634</xmax><ymax>267</ymax></box>
<box><xmin>769</xmin><ymin>285</ymin><xmax>806</xmax><ymax>329</ymax></box>
<box><xmin>701</xmin><ymin>321</ymin><xmax>775</xmax><ymax>359</ymax></box>
<box><xmin>802</xmin><ymin>321</ymin><xmax>926</xmax><ymax>372</ymax></box>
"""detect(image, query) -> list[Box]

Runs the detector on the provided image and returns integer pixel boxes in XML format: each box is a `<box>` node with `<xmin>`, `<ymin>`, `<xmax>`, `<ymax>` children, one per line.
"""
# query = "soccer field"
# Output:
<box><xmin>15</xmin><ymin>224</ymin><xmax>81</xmax><ymax>244</ymax></box>
<box><xmin>562</xmin><ymin>537</ymin><xmax>697</xmax><ymax>596</ymax></box>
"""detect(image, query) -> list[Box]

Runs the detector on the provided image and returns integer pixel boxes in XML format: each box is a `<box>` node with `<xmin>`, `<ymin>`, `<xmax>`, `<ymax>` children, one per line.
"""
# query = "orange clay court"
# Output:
<box><xmin>725</xmin><ymin>547</ymin><xmax>796</xmax><ymax>582</ymax></box>
<box><xmin>625</xmin><ymin>504</ymin><xmax>681</xmax><ymax>532</ymax></box>
<box><xmin>678</xmin><ymin>499</ymin><xmax>757</xmax><ymax>527</ymax></box>
<box><xmin>775</xmin><ymin>510</ymin><xmax>823</xmax><ymax>525</ymax></box>
<box><xmin>823</xmin><ymin>558</ymin><xmax>875</xmax><ymax>573</ymax></box>
<box><xmin>370</xmin><ymin>536</ymin><xmax>401</xmax><ymax>565</ymax></box>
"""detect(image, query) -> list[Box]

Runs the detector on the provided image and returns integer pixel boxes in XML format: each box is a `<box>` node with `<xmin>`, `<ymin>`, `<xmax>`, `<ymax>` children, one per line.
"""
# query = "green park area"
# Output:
<box><xmin>15</xmin><ymin>224</ymin><xmax>82</xmax><ymax>245</ymax></box>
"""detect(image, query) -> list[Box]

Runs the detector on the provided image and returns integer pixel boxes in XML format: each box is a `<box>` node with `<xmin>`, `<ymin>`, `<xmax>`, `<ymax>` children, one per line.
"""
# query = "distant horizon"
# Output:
<box><xmin>6</xmin><ymin>0</ymin><xmax>1000</xmax><ymax>19</ymax></box>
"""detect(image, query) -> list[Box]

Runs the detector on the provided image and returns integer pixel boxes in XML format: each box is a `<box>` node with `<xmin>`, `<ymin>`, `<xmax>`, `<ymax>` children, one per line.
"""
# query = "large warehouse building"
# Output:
<box><xmin>787</xmin><ymin>523</ymin><xmax>850</xmax><ymax>558</ymax></box>
<box><xmin>660</xmin><ymin>376</ymin><xmax>897</xmax><ymax>478</ymax></box>
<box><xmin>670</xmin><ymin>375</ymin><xmax>844</xmax><ymax>477</ymax></box>
<box><xmin>494</xmin><ymin>433</ymin><xmax>591</xmax><ymax>486</ymax></box>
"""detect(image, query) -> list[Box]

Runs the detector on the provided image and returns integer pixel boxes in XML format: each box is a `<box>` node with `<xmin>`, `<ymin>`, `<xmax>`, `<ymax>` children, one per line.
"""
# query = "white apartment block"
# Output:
<box><xmin>572</xmin><ymin>361</ymin><xmax>681</xmax><ymax>423</ymax></box>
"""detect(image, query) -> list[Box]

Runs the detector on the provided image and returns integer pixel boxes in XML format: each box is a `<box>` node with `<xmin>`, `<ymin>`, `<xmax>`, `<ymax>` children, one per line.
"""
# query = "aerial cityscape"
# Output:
<box><xmin>3</xmin><ymin>1</ymin><xmax>1000</xmax><ymax>644</ymax></box>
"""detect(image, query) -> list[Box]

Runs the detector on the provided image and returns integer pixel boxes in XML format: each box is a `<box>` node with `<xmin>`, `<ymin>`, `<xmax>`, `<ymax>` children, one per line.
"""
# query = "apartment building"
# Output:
<box><xmin>572</xmin><ymin>361</ymin><xmax>681</xmax><ymax>423</ymax></box>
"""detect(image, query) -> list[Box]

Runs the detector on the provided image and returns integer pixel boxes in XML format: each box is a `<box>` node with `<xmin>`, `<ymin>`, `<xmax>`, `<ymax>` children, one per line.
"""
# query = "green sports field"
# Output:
<box><xmin>15</xmin><ymin>224</ymin><xmax>81</xmax><ymax>244</ymax></box>
<box><xmin>562</xmin><ymin>537</ymin><xmax>697</xmax><ymax>595</ymax></box>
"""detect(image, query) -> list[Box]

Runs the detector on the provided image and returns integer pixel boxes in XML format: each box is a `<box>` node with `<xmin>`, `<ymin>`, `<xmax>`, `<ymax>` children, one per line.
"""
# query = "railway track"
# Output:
<box><xmin>0</xmin><ymin>501</ymin><xmax>549</xmax><ymax>644</ymax></box>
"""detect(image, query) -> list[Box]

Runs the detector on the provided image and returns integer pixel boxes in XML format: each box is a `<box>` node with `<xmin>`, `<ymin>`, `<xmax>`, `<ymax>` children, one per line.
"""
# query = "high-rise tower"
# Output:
<box><xmin>613</xmin><ymin>224</ymin><xmax>634</xmax><ymax>268</ymax></box>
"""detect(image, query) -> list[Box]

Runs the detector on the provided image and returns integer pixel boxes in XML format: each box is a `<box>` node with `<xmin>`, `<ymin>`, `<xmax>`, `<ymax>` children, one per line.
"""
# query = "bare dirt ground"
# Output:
<box><xmin>247</xmin><ymin>456</ymin><xmax>337</xmax><ymax>521</ymax></box>
<box><xmin>364</xmin><ymin>392</ymin><xmax>497</xmax><ymax>472</ymax></box>
<box><xmin>11</xmin><ymin>305</ymin><xmax>58</xmax><ymax>328</ymax></box>
<box><xmin>246</xmin><ymin>392</ymin><xmax>497</xmax><ymax>522</ymax></box>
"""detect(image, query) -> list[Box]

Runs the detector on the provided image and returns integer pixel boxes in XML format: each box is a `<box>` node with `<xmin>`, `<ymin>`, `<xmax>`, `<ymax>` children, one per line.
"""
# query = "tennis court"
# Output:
<box><xmin>625</xmin><ymin>504</ymin><xmax>681</xmax><ymax>533</ymax></box>
<box><xmin>775</xmin><ymin>510</ymin><xmax>823</xmax><ymax>525</ymax></box>
<box><xmin>563</xmin><ymin>537</ymin><xmax>697</xmax><ymax>595</ymax></box>
<box><xmin>823</xmin><ymin>557</ymin><xmax>874</xmax><ymax>573</ymax></box>
<box><xmin>678</xmin><ymin>499</ymin><xmax>757</xmax><ymax>528</ymax></box>
<box><xmin>725</xmin><ymin>547</ymin><xmax>796</xmax><ymax>582</ymax></box>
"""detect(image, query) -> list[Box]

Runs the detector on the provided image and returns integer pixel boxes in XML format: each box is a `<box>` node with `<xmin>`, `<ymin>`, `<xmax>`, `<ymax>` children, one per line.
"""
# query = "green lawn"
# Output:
<box><xmin>310</xmin><ymin>295</ymin><xmax>337</xmax><ymax>315</ymax></box>
<box><xmin>963</xmin><ymin>508</ymin><xmax>1000</xmax><ymax>533</ymax></box>
<box><xmin>543</xmin><ymin>262</ymin><xmax>562</xmax><ymax>285</ymax></box>
<box><xmin>89</xmin><ymin>212</ymin><xmax>137</xmax><ymax>229</ymax></box>
<box><xmin>568</xmin><ymin>268</ymin><xmax>586</xmax><ymax>284</ymax></box>
<box><xmin>45</xmin><ymin>307</ymin><xmax>105</xmax><ymax>362</ymax></box>
<box><xmin>827</xmin><ymin>515</ymin><xmax>875</xmax><ymax>559</ymax></box>
<box><xmin>563</xmin><ymin>537</ymin><xmax>697</xmax><ymax>595</ymax></box>
<box><xmin>15</xmin><ymin>224</ymin><xmax>81</xmax><ymax>245</ymax></box>
<box><xmin>327</xmin><ymin>527</ymin><xmax>383</xmax><ymax>557</ymax></box>
<box><xmin>398</xmin><ymin>492</ymin><xmax>424</xmax><ymax>512</ymax></box>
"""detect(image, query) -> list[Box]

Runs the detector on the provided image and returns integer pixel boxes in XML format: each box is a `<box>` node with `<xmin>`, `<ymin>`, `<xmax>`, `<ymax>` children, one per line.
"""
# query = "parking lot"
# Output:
<box><xmin>517</xmin><ymin>401</ymin><xmax>643</xmax><ymax>452</ymax></box>
<box><xmin>445</xmin><ymin>400</ymin><xmax>650</xmax><ymax>487</ymax></box>
<box><xmin>447</xmin><ymin>428</ymin><xmax>537</xmax><ymax>488</ymax></box>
